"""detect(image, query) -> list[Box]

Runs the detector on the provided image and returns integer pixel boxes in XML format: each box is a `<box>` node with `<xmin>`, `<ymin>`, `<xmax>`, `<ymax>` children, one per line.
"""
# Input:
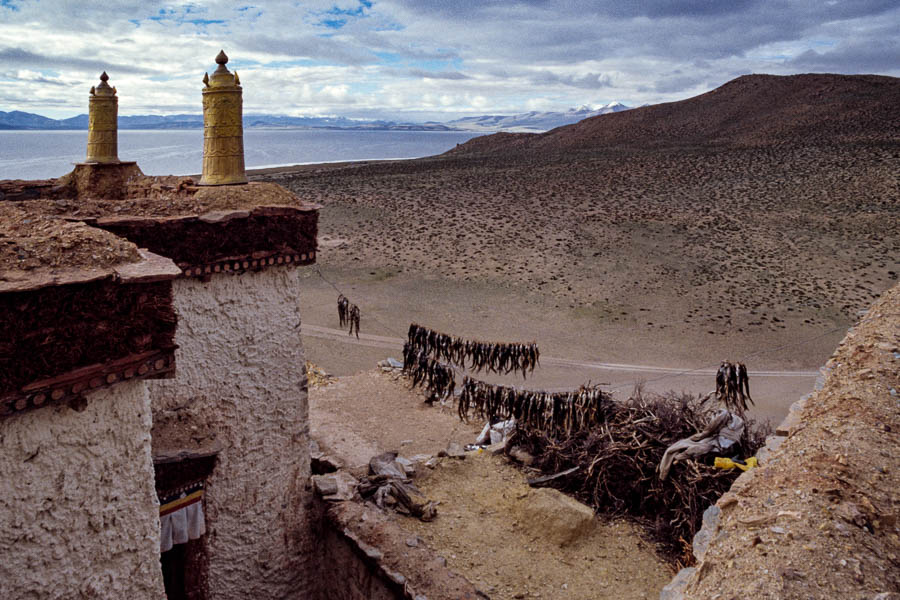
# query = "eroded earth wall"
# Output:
<box><xmin>0</xmin><ymin>380</ymin><xmax>165</xmax><ymax>599</ymax></box>
<box><xmin>149</xmin><ymin>267</ymin><xmax>312</xmax><ymax>599</ymax></box>
<box><xmin>661</xmin><ymin>283</ymin><xmax>899</xmax><ymax>600</ymax></box>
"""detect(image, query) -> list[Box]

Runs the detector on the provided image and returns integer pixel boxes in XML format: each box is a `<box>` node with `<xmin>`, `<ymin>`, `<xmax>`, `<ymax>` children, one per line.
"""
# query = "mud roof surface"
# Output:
<box><xmin>0</xmin><ymin>202</ymin><xmax>141</xmax><ymax>289</ymax></box>
<box><xmin>25</xmin><ymin>177</ymin><xmax>315</xmax><ymax>218</ymax></box>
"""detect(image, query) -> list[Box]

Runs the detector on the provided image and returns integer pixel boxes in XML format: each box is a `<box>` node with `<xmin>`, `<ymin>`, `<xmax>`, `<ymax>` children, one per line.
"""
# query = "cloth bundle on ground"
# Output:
<box><xmin>474</xmin><ymin>418</ymin><xmax>517</xmax><ymax>446</ymax></box>
<box><xmin>658</xmin><ymin>408</ymin><xmax>745</xmax><ymax>480</ymax></box>
<box><xmin>159</xmin><ymin>483</ymin><xmax>206</xmax><ymax>553</ymax></box>
<box><xmin>658</xmin><ymin>361</ymin><xmax>755</xmax><ymax>480</ymax></box>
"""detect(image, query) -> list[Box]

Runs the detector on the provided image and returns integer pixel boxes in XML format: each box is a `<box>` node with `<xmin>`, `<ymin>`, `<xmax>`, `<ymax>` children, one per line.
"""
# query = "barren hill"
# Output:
<box><xmin>449</xmin><ymin>73</ymin><xmax>900</xmax><ymax>155</ymax></box>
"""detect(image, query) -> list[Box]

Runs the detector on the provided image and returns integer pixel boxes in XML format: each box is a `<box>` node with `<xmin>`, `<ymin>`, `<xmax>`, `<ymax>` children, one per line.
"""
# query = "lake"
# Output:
<box><xmin>0</xmin><ymin>129</ymin><xmax>485</xmax><ymax>180</ymax></box>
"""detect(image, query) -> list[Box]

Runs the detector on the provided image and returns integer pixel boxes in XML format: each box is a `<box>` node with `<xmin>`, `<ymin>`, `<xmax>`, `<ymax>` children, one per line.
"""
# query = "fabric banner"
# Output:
<box><xmin>159</xmin><ymin>484</ymin><xmax>206</xmax><ymax>553</ymax></box>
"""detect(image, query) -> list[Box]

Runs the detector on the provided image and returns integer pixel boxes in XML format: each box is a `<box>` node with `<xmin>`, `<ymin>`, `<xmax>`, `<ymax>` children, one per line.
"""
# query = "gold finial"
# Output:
<box><xmin>233</xmin><ymin>71</ymin><xmax>240</xmax><ymax>86</ymax></box>
<box><xmin>85</xmin><ymin>72</ymin><xmax>119</xmax><ymax>163</ymax></box>
<box><xmin>200</xmin><ymin>50</ymin><xmax>246</xmax><ymax>185</ymax></box>
<box><xmin>93</xmin><ymin>71</ymin><xmax>116</xmax><ymax>97</ymax></box>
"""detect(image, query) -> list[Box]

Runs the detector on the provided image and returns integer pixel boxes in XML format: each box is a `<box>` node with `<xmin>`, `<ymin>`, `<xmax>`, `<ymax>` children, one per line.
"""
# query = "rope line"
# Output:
<box><xmin>310</xmin><ymin>265</ymin><xmax>845</xmax><ymax>393</ymax></box>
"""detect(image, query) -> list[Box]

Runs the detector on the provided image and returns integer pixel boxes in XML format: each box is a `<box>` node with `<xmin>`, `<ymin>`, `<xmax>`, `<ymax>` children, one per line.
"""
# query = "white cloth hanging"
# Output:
<box><xmin>159</xmin><ymin>487</ymin><xmax>206</xmax><ymax>553</ymax></box>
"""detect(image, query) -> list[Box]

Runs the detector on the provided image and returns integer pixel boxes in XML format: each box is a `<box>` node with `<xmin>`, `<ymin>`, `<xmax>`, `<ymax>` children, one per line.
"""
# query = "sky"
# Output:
<box><xmin>0</xmin><ymin>0</ymin><xmax>898</xmax><ymax>121</ymax></box>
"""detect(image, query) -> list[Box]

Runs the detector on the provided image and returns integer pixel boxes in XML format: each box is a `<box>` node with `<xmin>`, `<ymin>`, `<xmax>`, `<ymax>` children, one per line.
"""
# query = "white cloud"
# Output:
<box><xmin>0</xmin><ymin>0</ymin><xmax>896</xmax><ymax>119</ymax></box>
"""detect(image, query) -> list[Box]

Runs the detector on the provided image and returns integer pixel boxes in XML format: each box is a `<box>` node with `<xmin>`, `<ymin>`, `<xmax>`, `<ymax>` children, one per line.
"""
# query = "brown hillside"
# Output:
<box><xmin>449</xmin><ymin>73</ymin><xmax>900</xmax><ymax>155</ymax></box>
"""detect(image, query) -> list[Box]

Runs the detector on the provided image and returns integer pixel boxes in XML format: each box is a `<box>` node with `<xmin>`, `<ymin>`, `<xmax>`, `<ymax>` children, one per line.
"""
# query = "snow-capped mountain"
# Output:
<box><xmin>446</xmin><ymin>102</ymin><xmax>630</xmax><ymax>132</ymax></box>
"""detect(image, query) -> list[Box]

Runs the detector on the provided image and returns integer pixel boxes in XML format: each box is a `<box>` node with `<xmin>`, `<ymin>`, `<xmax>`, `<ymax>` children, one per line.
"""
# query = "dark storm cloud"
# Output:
<box><xmin>0</xmin><ymin>71</ymin><xmax>69</xmax><ymax>86</ymax></box>
<box><xmin>787</xmin><ymin>39</ymin><xmax>900</xmax><ymax>74</ymax></box>
<box><xmin>652</xmin><ymin>74</ymin><xmax>707</xmax><ymax>94</ymax></box>
<box><xmin>407</xmin><ymin>68</ymin><xmax>470</xmax><ymax>80</ymax></box>
<box><xmin>0</xmin><ymin>47</ymin><xmax>154</xmax><ymax>74</ymax></box>
<box><xmin>393</xmin><ymin>0</ymin><xmax>900</xmax><ymax>67</ymax></box>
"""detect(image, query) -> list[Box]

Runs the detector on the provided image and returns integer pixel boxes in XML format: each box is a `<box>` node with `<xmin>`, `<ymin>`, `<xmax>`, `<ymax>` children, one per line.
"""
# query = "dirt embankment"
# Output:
<box><xmin>671</xmin><ymin>283</ymin><xmax>899</xmax><ymax>599</ymax></box>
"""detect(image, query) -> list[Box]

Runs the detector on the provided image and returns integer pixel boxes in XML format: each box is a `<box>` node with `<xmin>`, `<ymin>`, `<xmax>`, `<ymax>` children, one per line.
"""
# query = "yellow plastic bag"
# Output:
<box><xmin>714</xmin><ymin>456</ymin><xmax>758</xmax><ymax>471</ymax></box>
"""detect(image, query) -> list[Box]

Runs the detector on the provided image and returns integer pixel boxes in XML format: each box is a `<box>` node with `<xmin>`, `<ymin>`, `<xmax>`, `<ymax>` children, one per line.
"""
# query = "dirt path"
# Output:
<box><xmin>297</xmin><ymin>269</ymin><xmax>823</xmax><ymax>425</ymax></box>
<box><xmin>301</xmin><ymin>323</ymin><xmax>821</xmax><ymax>378</ymax></box>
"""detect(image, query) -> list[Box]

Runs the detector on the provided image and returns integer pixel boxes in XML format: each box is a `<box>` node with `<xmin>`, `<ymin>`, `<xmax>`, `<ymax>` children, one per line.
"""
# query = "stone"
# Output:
<box><xmin>311</xmin><ymin>453</ymin><xmax>343</xmax><ymax>475</ymax></box>
<box><xmin>509</xmin><ymin>445</ymin><xmax>535</xmax><ymax>466</ymax></box>
<box><xmin>512</xmin><ymin>488</ymin><xmax>596</xmax><ymax>547</ymax></box>
<box><xmin>756</xmin><ymin>434</ymin><xmax>786</xmax><ymax>464</ymax></box>
<box><xmin>440</xmin><ymin>442</ymin><xmax>466</xmax><ymax>459</ymax></box>
<box><xmin>659</xmin><ymin>567</ymin><xmax>696</xmax><ymax>600</ymax></box>
<box><xmin>692</xmin><ymin>504</ymin><xmax>721</xmax><ymax>562</ymax></box>
<box><xmin>369</xmin><ymin>452</ymin><xmax>407</xmax><ymax>479</ymax></box>
<box><xmin>312</xmin><ymin>471</ymin><xmax>359</xmax><ymax>501</ymax></box>
<box><xmin>395</xmin><ymin>455</ymin><xmax>416</xmax><ymax>476</ymax></box>
<box><xmin>311</xmin><ymin>475</ymin><xmax>338</xmax><ymax>496</ymax></box>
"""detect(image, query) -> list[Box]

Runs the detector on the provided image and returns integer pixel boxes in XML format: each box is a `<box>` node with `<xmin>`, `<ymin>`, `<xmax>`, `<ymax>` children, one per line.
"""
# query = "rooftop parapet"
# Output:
<box><xmin>200</xmin><ymin>51</ymin><xmax>247</xmax><ymax>186</ymax></box>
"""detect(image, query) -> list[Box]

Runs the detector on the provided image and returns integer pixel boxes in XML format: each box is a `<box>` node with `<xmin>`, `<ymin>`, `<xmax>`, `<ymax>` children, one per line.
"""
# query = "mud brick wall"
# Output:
<box><xmin>0</xmin><ymin>380</ymin><xmax>165</xmax><ymax>599</ymax></box>
<box><xmin>317</xmin><ymin>526</ymin><xmax>401</xmax><ymax>600</ymax></box>
<box><xmin>148</xmin><ymin>266</ymin><xmax>313</xmax><ymax>599</ymax></box>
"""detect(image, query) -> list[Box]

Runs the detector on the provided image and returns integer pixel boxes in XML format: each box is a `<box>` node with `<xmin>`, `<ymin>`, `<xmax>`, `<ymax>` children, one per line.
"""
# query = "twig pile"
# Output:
<box><xmin>510</xmin><ymin>388</ymin><xmax>769</xmax><ymax>563</ymax></box>
<box><xmin>458</xmin><ymin>377</ymin><xmax>611</xmax><ymax>437</ymax></box>
<box><xmin>407</xmin><ymin>323</ymin><xmax>539</xmax><ymax>378</ymax></box>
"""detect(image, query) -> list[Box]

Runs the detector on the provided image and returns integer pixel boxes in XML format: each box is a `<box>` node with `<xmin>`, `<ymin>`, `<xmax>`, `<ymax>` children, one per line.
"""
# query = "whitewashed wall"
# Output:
<box><xmin>0</xmin><ymin>380</ymin><xmax>165</xmax><ymax>599</ymax></box>
<box><xmin>149</xmin><ymin>266</ymin><xmax>313</xmax><ymax>599</ymax></box>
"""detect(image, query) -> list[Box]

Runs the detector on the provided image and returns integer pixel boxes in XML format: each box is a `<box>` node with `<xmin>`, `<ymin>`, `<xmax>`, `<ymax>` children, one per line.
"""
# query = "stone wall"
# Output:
<box><xmin>149</xmin><ymin>266</ymin><xmax>313</xmax><ymax>599</ymax></box>
<box><xmin>0</xmin><ymin>380</ymin><xmax>165</xmax><ymax>599</ymax></box>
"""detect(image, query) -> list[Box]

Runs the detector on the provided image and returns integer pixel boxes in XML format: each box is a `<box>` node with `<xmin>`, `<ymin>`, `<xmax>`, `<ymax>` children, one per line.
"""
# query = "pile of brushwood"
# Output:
<box><xmin>509</xmin><ymin>387</ymin><xmax>770</xmax><ymax>564</ymax></box>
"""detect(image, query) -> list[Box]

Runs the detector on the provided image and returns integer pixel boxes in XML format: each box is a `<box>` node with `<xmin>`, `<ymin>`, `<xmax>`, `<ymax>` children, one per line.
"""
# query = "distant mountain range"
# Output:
<box><xmin>448</xmin><ymin>73</ymin><xmax>900</xmax><ymax>156</ymax></box>
<box><xmin>445</xmin><ymin>103</ymin><xmax>630</xmax><ymax>132</ymax></box>
<box><xmin>0</xmin><ymin>104</ymin><xmax>632</xmax><ymax>133</ymax></box>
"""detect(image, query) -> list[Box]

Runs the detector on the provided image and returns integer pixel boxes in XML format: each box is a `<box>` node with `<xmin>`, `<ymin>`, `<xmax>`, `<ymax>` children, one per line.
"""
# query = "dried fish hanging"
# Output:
<box><xmin>336</xmin><ymin>294</ymin><xmax>361</xmax><ymax>338</ymax></box>
<box><xmin>348</xmin><ymin>304</ymin><xmax>360</xmax><ymax>339</ymax></box>
<box><xmin>715</xmin><ymin>361</ymin><xmax>752</xmax><ymax>413</ymax></box>
<box><xmin>337</xmin><ymin>294</ymin><xmax>349</xmax><ymax>328</ymax></box>
<box><xmin>406</xmin><ymin>323</ymin><xmax>540</xmax><ymax>379</ymax></box>
<box><xmin>457</xmin><ymin>377</ymin><xmax>611</xmax><ymax>438</ymax></box>
<box><xmin>402</xmin><ymin>343</ymin><xmax>456</xmax><ymax>401</ymax></box>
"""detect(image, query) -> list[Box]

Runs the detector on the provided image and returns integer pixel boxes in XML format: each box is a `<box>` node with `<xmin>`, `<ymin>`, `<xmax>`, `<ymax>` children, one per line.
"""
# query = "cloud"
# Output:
<box><xmin>406</xmin><ymin>68</ymin><xmax>469</xmax><ymax>80</ymax></box>
<box><xmin>786</xmin><ymin>39</ymin><xmax>900</xmax><ymax>74</ymax></box>
<box><xmin>0</xmin><ymin>0</ymin><xmax>897</xmax><ymax>119</ymax></box>
<box><xmin>0</xmin><ymin>70</ymin><xmax>70</xmax><ymax>86</ymax></box>
<box><xmin>529</xmin><ymin>71</ymin><xmax>613</xmax><ymax>89</ymax></box>
<box><xmin>0</xmin><ymin>47</ymin><xmax>154</xmax><ymax>75</ymax></box>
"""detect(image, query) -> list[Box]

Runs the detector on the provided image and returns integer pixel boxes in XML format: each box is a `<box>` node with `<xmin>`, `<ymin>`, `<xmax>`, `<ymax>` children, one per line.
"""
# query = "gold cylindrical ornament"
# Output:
<box><xmin>200</xmin><ymin>50</ymin><xmax>247</xmax><ymax>185</ymax></box>
<box><xmin>85</xmin><ymin>72</ymin><xmax>119</xmax><ymax>164</ymax></box>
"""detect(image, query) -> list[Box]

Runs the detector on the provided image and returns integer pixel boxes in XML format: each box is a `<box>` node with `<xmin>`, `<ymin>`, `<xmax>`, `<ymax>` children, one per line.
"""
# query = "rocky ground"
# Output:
<box><xmin>674</xmin><ymin>284</ymin><xmax>899</xmax><ymax>599</ymax></box>
<box><xmin>309</xmin><ymin>368</ymin><xmax>673</xmax><ymax>600</ymax></box>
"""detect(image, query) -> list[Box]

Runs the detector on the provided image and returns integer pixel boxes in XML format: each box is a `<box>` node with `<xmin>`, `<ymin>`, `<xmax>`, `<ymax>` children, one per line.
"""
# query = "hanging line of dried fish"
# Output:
<box><xmin>336</xmin><ymin>294</ymin><xmax>361</xmax><ymax>338</ymax></box>
<box><xmin>402</xmin><ymin>347</ymin><xmax>456</xmax><ymax>401</ymax></box>
<box><xmin>348</xmin><ymin>304</ymin><xmax>360</xmax><ymax>339</ymax></box>
<box><xmin>406</xmin><ymin>323</ymin><xmax>540</xmax><ymax>379</ymax></box>
<box><xmin>457</xmin><ymin>377</ymin><xmax>611</xmax><ymax>438</ymax></box>
<box><xmin>715</xmin><ymin>361</ymin><xmax>752</xmax><ymax>414</ymax></box>
<box><xmin>337</xmin><ymin>294</ymin><xmax>349</xmax><ymax>327</ymax></box>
